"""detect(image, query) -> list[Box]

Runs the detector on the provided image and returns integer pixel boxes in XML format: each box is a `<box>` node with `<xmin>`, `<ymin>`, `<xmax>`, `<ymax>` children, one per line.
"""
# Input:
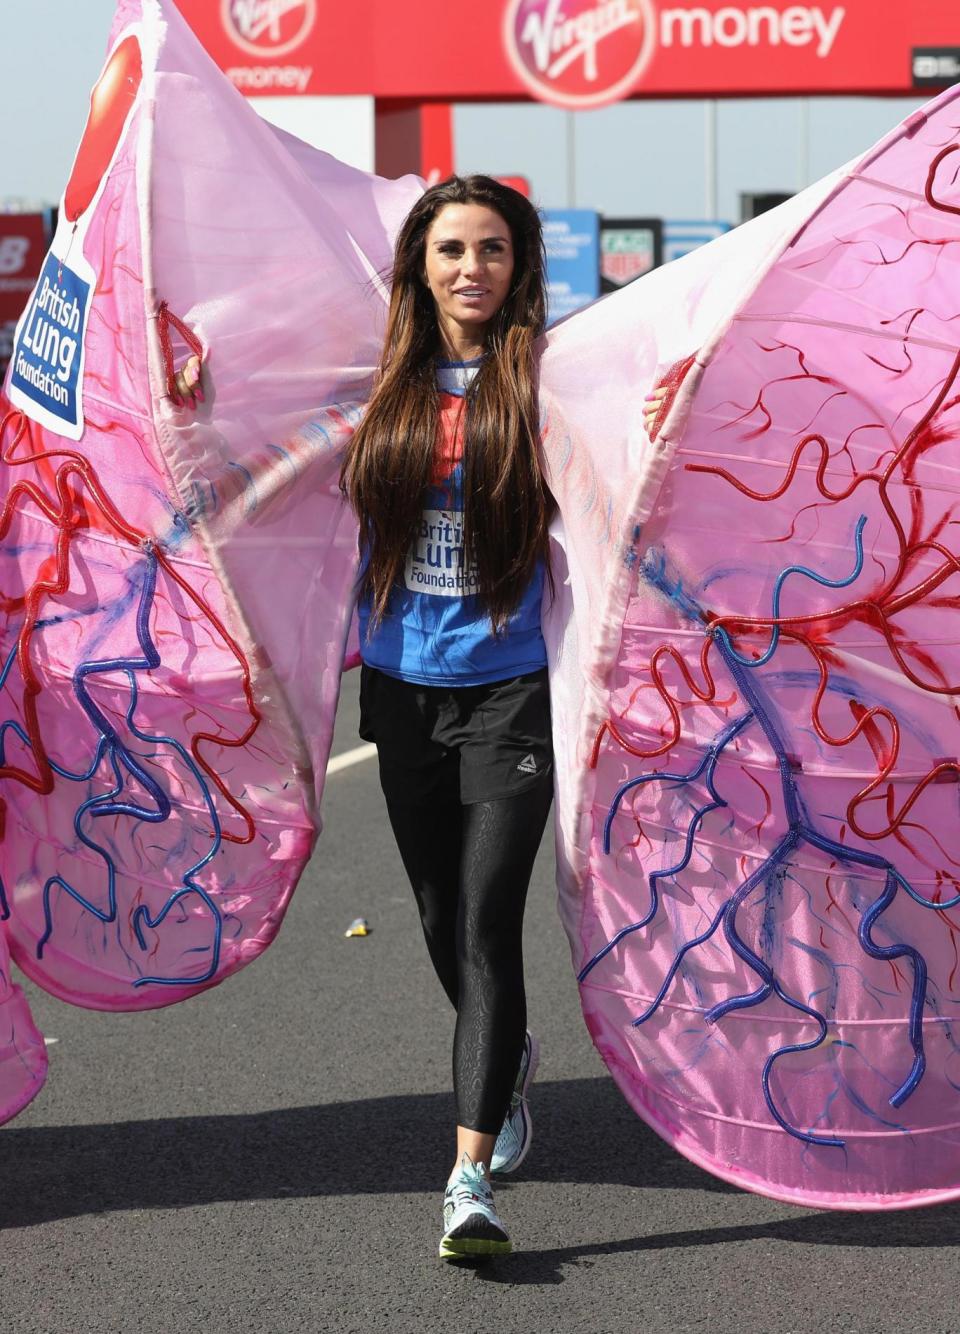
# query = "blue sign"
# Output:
<box><xmin>663</xmin><ymin>220</ymin><xmax>733</xmax><ymax>264</ymax></box>
<box><xmin>10</xmin><ymin>250</ymin><xmax>90</xmax><ymax>434</ymax></box>
<box><xmin>543</xmin><ymin>209</ymin><xmax>600</xmax><ymax>324</ymax></box>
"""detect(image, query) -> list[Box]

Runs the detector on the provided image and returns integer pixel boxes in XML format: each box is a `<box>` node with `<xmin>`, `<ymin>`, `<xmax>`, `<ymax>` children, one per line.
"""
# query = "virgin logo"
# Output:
<box><xmin>504</xmin><ymin>0</ymin><xmax>656</xmax><ymax>110</ymax></box>
<box><xmin>221</xmin><ymin>0</ymin><xmax>316</xmax><ymax>58</ymax></box>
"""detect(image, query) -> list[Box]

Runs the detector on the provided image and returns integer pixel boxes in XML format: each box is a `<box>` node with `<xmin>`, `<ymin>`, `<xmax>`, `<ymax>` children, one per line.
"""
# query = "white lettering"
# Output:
<box><xmin>811</xmin><ymin>6</ymin><xmax>844</xmax><ymax>57</ymax></box>
<box><xmin>21</xmin><ymin>307</ymin><xmax>39</xmax><ymax>352</ymax></box>
<box><xmin>659</xmin><ymin>6</ymin><xmax>845</xmax><ymax>58</ymax></box>
<box><xmin>229</xmin><ymin>0</ymin><xmax>308</xmax><ymax>44</ymax></box>
<box><xmin>14</xmin><ymin>351</ymin><xmax>70</xmax><ymax>405</ymax></box>
<box><xmin>57</xmin><ymin>335</ymin><xmax>77</xmax><ymax>383</ymax></box>
<box><xmin>405</xmin><ymin>508</ymin><xmax>479</xmax><ymax>598</ymax></box>
<box><xmin>0</xmin><ymin>236</ymin><xmax>29</xmax><ymax>275</ymax></box>
<box><xmin>780</xmin><ymin>6</ymin><xmax>813</xmax><ymax>45</ymax></box>
<box><xmin>28</xmin><ymin>276</ymin><xmax>82</xmax><ymax>334</ymax></box>
<box><xmin>227</xmin><ymin>64</ymin><xmax>313</xmax><ymax>90</ymax></box>
<box><xmin>714</xmin><ymin>8</ymin><xmax>749</xmax><ymax>46</ymax></box>
<box><xmin>746</xmin><ymin>8</ymin><xmax>781</xmax><ymax>45</ymax></box>
<box><xmin>660</xmin><ymin>7</ymin><xmax>712</xmax><ymax>47</ymax></box>
<box><xmin>38</xmin><ymin>319</ymin><xmax>60</xmax><ymax>367</ymax></box>
<box><xmin>519</xmin><ymin>0</ymin><xmax>640</xmax><ymax>84</ymax></box>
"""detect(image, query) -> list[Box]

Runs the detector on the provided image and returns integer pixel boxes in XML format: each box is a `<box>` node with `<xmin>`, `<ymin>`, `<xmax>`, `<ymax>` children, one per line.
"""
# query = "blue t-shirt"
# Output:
<box><xmin>358</xmin><ymin>360</ymin><xmax>547</xmax><ymax>686</ymax></box>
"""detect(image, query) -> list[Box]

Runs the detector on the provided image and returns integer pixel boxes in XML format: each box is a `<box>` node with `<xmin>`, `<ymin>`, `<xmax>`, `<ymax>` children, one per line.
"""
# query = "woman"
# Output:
<box><xmin>177</xmin><ymin>175</ymin><xmax>666</xmax><ymax>1261</ymax></box>
<box><xmin>342</xmin><ymin>174</ymin><xmax>554</xmax><ymax>1261</ymax></box>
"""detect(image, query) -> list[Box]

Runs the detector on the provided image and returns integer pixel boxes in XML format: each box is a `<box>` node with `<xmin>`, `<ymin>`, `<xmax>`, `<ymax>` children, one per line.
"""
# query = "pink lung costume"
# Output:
<box><xmin>4</xmin><ymin>0</ymin><xmax>960</xmax><ymax>1211</ymax></box>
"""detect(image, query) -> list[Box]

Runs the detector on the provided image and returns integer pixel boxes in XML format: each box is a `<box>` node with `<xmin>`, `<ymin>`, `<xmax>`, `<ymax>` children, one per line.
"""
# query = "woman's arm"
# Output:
<box><xmin>175</xmin><ymin>355</ymin><xmax>363</xmax><ymax>464</ymax></box>
<box><xmin>172</xmin><ymin>356</ymin><xmax>364</xmax><ymax>533</ymax></box>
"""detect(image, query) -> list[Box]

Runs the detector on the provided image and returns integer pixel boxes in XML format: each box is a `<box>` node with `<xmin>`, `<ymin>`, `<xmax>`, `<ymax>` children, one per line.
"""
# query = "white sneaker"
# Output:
<box><xmin>439</xmin><ymin>1154</ymin><xmax>512</xmax><ymax>1260</ymax></box>
<box><xmin>490</xmin><ymin>1031</ymin><xmax>540</xmax><ymax>1175</ymax></box>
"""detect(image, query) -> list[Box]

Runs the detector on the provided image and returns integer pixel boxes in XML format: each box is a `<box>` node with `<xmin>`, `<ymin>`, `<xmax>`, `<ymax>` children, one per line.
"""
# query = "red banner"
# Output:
<box><xmin>0</xmin><ymin>214</ymin><xmax>48</xmax><ymax>326</ymax></box>
<box><xmin>182</xmin><ymin>1</ymin><xmax>955</xmax><ymax>103</ymax></box>
<box><xmin>0</xmin><ymin>213</ymin><xmax>50</xmax><ymax>377</ymax></box>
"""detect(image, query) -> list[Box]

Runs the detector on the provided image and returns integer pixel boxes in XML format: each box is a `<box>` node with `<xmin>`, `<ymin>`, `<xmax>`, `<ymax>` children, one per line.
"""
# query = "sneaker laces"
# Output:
<box><xmin>447</xmin><ymin>1156</ymin><xmax>493</xmax><ymax>1209</ymax></box>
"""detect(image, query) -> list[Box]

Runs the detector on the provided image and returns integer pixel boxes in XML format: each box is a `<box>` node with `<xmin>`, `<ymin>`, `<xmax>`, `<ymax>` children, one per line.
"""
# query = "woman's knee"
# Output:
<box><xmin>458</xmin><ymin>903</ymin><xmax>523</xmax><ymax>974</ymax></box>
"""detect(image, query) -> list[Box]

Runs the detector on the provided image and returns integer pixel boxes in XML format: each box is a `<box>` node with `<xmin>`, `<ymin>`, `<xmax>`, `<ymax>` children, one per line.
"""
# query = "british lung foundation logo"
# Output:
<box><xmin>504</xmin><ymin>0</ymin><xmax>656</xmax><ymax>110</ymax></box>
<box><xmin>221</xmin><ymin>0</ymin><xmax>317</xmax><ymax>58</ymax></box>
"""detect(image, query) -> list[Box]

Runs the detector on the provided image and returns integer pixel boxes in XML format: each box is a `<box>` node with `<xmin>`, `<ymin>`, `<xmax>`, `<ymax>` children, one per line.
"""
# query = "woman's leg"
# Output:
<box><xmin>383</xmin><ymin>794</ymin><xmax>462</xmax><ymax>1010</ymax></box>
<box><xmin>452</xmin><ymin>778</ymin><xmax>553</xmax><ymax>1168</ymax></box>
<box><xmin>364</xmin><ymin>666</ymin><xmax>465</xmax><ymax>1009</ymax></box>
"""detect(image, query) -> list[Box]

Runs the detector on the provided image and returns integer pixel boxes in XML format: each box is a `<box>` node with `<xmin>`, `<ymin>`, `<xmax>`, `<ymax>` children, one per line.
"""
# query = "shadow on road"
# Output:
<box><xmin>4</xmin><ymin>1074</ymin><xmax>960</xmax><ymax>1253</ymax></box>
<box><xmin>475</xmin><ymin>1200</ymin><xmax>960</xmax><ymax>1286</ymax></box>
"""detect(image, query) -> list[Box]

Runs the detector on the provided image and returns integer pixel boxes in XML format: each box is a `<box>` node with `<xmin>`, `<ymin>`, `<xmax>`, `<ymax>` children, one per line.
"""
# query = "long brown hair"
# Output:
<box><xmin>340</xmin><ymin>174</ymin><xmax>551</xmax><ymax>632</ymax></box>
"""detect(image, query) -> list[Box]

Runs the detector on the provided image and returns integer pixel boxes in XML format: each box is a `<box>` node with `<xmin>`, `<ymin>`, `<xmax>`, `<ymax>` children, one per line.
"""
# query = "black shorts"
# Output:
<box><xmin>358</xmin><ymin>664</ymin><xmax>553</xmax><ymax>806</ymax></box>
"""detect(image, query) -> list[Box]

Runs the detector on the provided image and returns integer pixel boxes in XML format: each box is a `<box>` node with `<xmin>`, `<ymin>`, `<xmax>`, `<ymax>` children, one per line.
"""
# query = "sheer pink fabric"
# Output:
<box><xmin>5</xmin><ymin>0</ymin><xmax>960</xmax><ymax>1210</ymax></box>
<box><xmin>543</xmin><ymin>97</ymin><xmax>960</xmax><ymax>1207</ymax></box>
<box><xmin>0</xmin><ymin>0</ymin><xmax>417</xmax><ymax>1118</ymax></box>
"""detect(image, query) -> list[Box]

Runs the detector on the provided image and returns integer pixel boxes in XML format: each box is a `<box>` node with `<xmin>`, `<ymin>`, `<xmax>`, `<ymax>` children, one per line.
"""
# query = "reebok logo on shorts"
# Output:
<box><xmin>517</xmin><ymin>754</ymin><xmax>538</xmax><ymax>775</ymax></box>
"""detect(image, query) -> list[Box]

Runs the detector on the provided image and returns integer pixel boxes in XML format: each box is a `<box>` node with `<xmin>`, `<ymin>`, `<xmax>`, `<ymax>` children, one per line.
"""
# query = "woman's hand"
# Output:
<box><xmin>174</xmin><ymin>353</ymin><xmax>203</xmax><ymax>408</ymax></box>
<box><xmin>643</xmin><ymin>385</ymin><xmax>669</xmax><ymax>438</ymax></box>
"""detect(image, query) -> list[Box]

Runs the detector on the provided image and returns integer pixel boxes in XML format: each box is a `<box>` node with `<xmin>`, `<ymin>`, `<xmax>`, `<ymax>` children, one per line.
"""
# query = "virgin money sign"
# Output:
<box><xmin>503</xmin><ymin>0</ymin><xmax>849</xmax><ymax>108</ymax></box>
<box><xmin>505</xmin><ymin>0</ymin><xmax>656</xmax><ymax>109</ymax></box>
<box><xmin>183</xmin><ymin>0</ymin><xmax>956</xmax><ymax>100</ymax></box>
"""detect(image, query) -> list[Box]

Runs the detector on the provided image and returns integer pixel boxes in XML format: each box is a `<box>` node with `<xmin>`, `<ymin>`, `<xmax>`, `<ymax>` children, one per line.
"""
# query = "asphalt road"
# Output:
<box><xmin>2</xmin><ymin>677</ymin><xmax>959</xmax><ymax>1334</ymax></box>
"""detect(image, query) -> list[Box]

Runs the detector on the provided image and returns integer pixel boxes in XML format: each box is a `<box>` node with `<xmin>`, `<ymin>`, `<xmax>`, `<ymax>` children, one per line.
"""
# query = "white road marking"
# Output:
<box><xmin>43</xmin><ymin>1037</ymin><xmax>59</xmax><ymax>1046</ymax></box>
<box><xmin>326</xmin><ymin>742</ymin><xmax>377</xmax><ymax>775</ymax></box>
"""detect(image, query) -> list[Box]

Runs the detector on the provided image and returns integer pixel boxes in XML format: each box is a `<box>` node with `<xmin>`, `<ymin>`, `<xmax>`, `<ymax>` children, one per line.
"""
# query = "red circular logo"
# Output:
<box><xmin>221</xmin><ymin>0</ymin><xmax>316</xmax><ymax>58</ymax></box>
<box><xmin>504</xmin><ymin>0</ymin><xmax>655</xmax><ymax>110</ymax></box>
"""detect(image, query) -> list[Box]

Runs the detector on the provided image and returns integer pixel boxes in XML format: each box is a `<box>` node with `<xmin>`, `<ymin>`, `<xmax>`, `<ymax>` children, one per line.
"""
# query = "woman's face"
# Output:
<box><xmin>423</xmin><ymin>202</ymin><xmax>515</xmax><ymax>352</ymax></box>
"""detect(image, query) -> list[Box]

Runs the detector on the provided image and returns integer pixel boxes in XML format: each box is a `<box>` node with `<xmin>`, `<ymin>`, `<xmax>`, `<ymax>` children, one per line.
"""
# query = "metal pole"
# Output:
<box><xmin>705</xmin><ymin>99</ymin><xmax>718</xmax><ymax>219</ymax></box>
<box><xmin>567</xmin><ymin>110</ymin><xmax>576</xmax><ymax>208</ymax></box>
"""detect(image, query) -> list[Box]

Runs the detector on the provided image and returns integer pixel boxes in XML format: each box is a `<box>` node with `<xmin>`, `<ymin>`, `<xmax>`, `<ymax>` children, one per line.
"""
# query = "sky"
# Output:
<box><xmin>1</xmin><ymin>1</ymin><xmax>927</xmax><ymax>224</ymax></box>
<box><xmin>1</xmin><ymin>0</ymin><xmax>120</xmax><ymax>210</ymax></box>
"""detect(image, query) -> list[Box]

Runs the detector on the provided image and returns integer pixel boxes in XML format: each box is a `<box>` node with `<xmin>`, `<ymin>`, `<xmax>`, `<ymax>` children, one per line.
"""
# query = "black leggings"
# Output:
<box><xmin>384</xmin><ymin>778</ymin><xmax>553</xmax><ymax>1133</ymax></box>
